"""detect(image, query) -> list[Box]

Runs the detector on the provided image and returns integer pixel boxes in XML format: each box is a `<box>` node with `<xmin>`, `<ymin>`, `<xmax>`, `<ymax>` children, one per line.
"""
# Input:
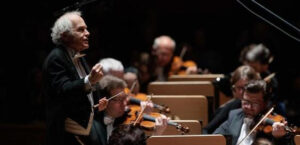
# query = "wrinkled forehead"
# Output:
<box><xmin>68</xmin><ymin>14</ymin><xmax>86</xmax><ymax>28</ymax></box>
<box><xmin>156</xmin><ymin>45</ymin><xmax>174</xmax><ymax>54</ymax></box>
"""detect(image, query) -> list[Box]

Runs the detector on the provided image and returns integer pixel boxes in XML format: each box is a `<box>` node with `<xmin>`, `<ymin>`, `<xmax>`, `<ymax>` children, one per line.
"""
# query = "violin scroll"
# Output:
<box><xmin>176</xmin><ymin>123</ymin><xmax>190</xmax><ymax>135</ymax></box>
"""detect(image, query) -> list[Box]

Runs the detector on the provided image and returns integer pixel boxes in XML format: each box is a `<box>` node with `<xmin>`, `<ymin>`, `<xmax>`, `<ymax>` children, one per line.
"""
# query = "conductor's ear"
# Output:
<box><xmin>61</xmin><ymin>32</ymin><xmax>68</xmax><ymax>41</ymax></box>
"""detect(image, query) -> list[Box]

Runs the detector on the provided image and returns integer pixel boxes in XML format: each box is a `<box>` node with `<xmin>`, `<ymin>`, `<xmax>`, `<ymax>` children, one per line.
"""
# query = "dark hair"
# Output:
<box><xmin>108</xmin><ymin>124</ymin><xmax>146</xmax><ymax>145</ymax></box>
<box><xmin>240</xmin><ymin>43</ymin><xmax>273</xmax><ymax>65</ymax></box>
<box><xmin>239</xmin><ymin>44</ymin><xmax>256</xmax><ymax>64</ymax></box>
<box><xmin>231</xmin><ymin>65</ymin><xmax>260</xmax><ymax>85</ymax></box>
<box><xmin>244</xmin><ymin>80</ymin><xmax>271</xmax><ymax>101</ymax></box>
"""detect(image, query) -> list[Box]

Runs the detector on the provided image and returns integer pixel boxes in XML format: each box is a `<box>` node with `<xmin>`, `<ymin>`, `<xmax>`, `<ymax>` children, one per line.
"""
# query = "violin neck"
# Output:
<box><xmin>129</xmin><ymin>97</ymin><xmax>165</xmax><ymax>111</ymax></box>
<box><xmin>142</xmin><ymin>114</ymin><xmax>177</xmax><ymax>126</ymax></box>
<box><xmin>264</xmin><ymin>118</ymin><xmax>275</xmax><ymax>125</ymax></box>
<box><xmin>129</xmin><ymin>97</ymin><xmax>142</xmax><ymax>104</ymax></box>
<box><xmin>153</xmin><ymin>104</ymin><xmax>165</xmax><ymax>110</ymax></box>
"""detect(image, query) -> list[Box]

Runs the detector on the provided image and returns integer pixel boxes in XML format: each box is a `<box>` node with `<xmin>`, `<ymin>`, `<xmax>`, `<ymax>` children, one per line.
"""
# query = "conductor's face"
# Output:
<box><xmin>66</xmin><ymin>15</ymin><xmax>90</xmax><ymax>52</ymax></box>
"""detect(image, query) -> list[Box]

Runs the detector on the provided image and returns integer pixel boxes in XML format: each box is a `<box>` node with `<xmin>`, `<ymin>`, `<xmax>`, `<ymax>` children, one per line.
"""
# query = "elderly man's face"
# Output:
<box><xmin>155</xmin><ymin>45</ymin><xmax>173</xmax><ymax>67</ymax></box>
<box><xmin>65</xmin><ymin>15</ymin><xmax>90</xmax><ymax>52</ymax></box>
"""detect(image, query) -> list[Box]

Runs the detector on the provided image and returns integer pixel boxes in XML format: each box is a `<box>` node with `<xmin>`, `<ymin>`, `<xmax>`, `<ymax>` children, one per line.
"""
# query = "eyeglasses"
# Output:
<box><xmin>241</xmin><ymin>99</ymin><xmax>261</xmax><ymax>108</ymax></box>
<box><xmin>232</xmin><ymin>85</ymin><xmax>245</xmax><ymax>92</ymax></box>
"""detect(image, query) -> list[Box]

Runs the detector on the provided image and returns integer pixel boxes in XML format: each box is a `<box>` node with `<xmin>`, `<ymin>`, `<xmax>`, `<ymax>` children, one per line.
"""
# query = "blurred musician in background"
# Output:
<box><xmin>137</xmin><ymin>35</ymin><xmax>198</xmax><ymax>93</ymax></box>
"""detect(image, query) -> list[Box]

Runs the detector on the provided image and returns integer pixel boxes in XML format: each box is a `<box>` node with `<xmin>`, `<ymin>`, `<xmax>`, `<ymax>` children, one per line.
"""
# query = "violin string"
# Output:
<box><xmin>93</xmin><ymin>91</ymin><xmax>124</xmax><ymax>108</ymax></box>
<box><xmin>237</xmin><ymin>107</ymin><xmax>274</xmax><ymax>145</ymax></box>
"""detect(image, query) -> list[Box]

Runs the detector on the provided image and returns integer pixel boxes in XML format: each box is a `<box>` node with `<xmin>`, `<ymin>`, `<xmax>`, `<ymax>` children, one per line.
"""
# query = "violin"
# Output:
<box><xmin>124</xmin><ymin>88</ymin><xmax>171</xmax><ymax>114</ymax></box>
<box><xmin>169</xmin><ymin>46</ymin><xmax>198</xmax><ymax>76</ymax></box>
<box><xmin>237</xmin><ymin>107</ymin><xmax>296</xmax><ymax>145</ymax></box>
<box><xmin>258</xmin><ymin>113</ymin><xmax>296</xmax><ymax>135</ymax></box>
<box><xmin>170</xmin><ymin>56</ymin><xmax>197</xmax><ymax>76</ymax></box>
<box><xmin>123</xmin><ymin>105</ymin><xmax>189</xmax><ymax>134</ymax></box>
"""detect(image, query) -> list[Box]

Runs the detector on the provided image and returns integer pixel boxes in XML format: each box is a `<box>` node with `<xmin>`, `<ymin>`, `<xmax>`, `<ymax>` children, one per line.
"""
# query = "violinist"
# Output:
<box><xmin>240</xmin><ymin>43</ymin><xmax>285</xmax><ymax>116</ymax></box>
<box><xmin>213</xmin><ymin>80</ymin><xmax>294</xmax><ymax>145</ymax></box>
<box><xmin>123</xmin><ymin>67</ymin><xmax>140</xmax><ymax>94</ymax></box>
<box><xmin>203</xmin><ymin>65</ymin><xmax>260</xmax><ymax>134</ymax></box>
<box><xmin>150</xmin><ymin>35</ymin><xmax>176</xmax><ymax>81</ymax></box>
<box><xmin>108</xmin><ymin>124</ymin><xmax>146</xmax><ymax>145</ymax></box>
<box><xmin>97</xmin><ymin>58</ymin><xmax>154</xmax><ymax>113</ymax></box>
<box><xmin>94</xmin><ymin>75</ymin><xmax>168</xmax><ymax>145</ymax></box>
<box><xmin>137</xmin><ymin>35</ymin><xmax>197</xmax><ymax>92</ymax></box>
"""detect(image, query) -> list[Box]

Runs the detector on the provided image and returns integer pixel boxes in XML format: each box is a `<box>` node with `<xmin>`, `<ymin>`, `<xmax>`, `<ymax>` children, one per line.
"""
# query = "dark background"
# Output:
<box><xmin>0</xmin><ymin>0</ymin><xmax>299</xmax><ymax>140</ymax></box>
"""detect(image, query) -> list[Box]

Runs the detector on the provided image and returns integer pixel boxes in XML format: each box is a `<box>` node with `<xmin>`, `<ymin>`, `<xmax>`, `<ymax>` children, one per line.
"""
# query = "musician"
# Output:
<box><xmin>123</xmin><ymin>68</ymin><xmax>140</xmax><ymax>94</ymax></box>
<box><xmin>213</xmin><ymin>80</ymin><xmax>293</xmax><ymax>145</ymax></box>
<box><xmin>108</xmin><ymin>124</ymin><xmax>146</xmax><ymax>145</ymax></box>
<box><xmin>97</xmin><ymin>58</ymin><xmax>154</xmax><ymax>114</ymax></box>
<box><xmin>138</xmin><ymin>35</ymin><xmax>197</xmax><ymax>92</ymax></box>
<box><xmin>43</xmin><ymin>11</ymin><xmax>103</xmax><ymax>145</ymax></box>
<box><xmin>239</xmin><ymin>43</ymin><xmax>285</xmax><ymax>116</ymax></box>
<box><xmin>203</xmin><ymin>65</ymin><xmax>260</xmax><ymax>134</ymax></box>
<box><xmin>94</xmin><ymin>75</ymin><xmax>168</xmax><ymax>145</ymax></box>
<box><xmin>99</xmin><ymin>58</ymin><xmax>124</xmax><ymax>79</ymax></box>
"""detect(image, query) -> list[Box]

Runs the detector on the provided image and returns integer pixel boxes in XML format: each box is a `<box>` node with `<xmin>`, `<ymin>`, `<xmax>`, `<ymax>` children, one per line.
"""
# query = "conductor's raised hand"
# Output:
<box><xmin>88</xmin><ymin>63</ymin><xmax>103</xmax><ymax>85</ymax></box>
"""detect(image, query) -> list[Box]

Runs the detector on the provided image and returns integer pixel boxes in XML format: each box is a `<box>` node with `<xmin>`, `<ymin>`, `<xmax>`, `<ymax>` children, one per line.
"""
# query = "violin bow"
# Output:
<box><xmin>263</xmin><ymin>73</ymin><xmax>275</xmax><ymax>83</ymax></box>
<box><xmin>237</xmin><ymin>107</ymin><xmax>274</xmax><ymax>145</ymax></box>
<box><xmin>179</xmin><ymin>45</ymin><xmax>188</xmax><ymax>59</ymax></box>
<box><xmin>130</xmin><ymin>79</ymin><xmax>138</xmax><ymax>93</ymax></box>
<box><xmin>133</xmin><ymin>93</ymin><xmax>153</xmax><ymax>126</ymax></box>
<box><xmin>93</xmin><ymin>91</ymin><xmax>124</xmax><ymax>108</ymax></box>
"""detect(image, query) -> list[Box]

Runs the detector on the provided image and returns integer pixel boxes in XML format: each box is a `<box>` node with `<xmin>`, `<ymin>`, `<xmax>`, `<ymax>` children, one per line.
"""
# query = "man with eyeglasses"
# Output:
<box><xmin>203</xmin><ymin>65</ymin><xmax>260</xmax><ymax>134</ymax></box>
<box><xmin>93</xmin><ymin>75</ymin><xmax>168</xmax><ymax>145</ymax></box>
<box><xmin>213</xmin><ymin>80</ymin><xmax>293</xmax><ymax>145</ymax></box>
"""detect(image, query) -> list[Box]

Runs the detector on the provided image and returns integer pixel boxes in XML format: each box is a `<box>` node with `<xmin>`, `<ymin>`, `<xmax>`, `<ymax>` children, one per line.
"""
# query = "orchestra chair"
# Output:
<box><xmin>168</xmin><ymin>74</ymin><xmax>224</xmax><ymax>82</ymax></box>
<box><xmin>148</xmin><ymin>81</ymin><xmax>214</xmax><ymax>96</ymax></box>
<box><xmin>168</xmin><ymin>75</ymin><xmax>231</xmax><ymax>108</ymax></box>
<box><xmin>150</xmin><ymin>95</ymin><xmax>208</xmax><ymax>126</ymax></box>
<box><xmin>162</xmin><ymin>120</ymin><xmax>202</xmax><ymax>135</ymax></box>
<box><xmin>144</xmin><ymin>120</ymin><xmax>202</xmax><ymax>136</ymax></box>
<box><xmin>295</xmin><ymin>135</ymin><xmax>300</xmax><ymax>145</ymax></box>
<box><xmin>148</xmin><ymin>81</ymin><xmax>214</xmax><ymax>120</ymax></box>
<box><xmin>147</xmin><ymin>135</ymin><xmax>227</xmax><ymax>145</ymax></box>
